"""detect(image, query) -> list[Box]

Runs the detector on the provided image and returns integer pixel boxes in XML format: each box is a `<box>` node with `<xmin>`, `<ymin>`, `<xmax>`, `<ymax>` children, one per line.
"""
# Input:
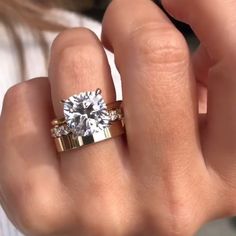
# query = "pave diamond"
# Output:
<box><xmin>63</xmin><ymin>90</ymin><xmax>111</xmax><ymax>136</ymax></box>
<box><xmin>51</xmin><ymin>125</ymin><xmax>70</xmax><ymax>138</ymax></box>
<box><xmin>109</xmin><ymin>110</ymin><xmax>119</xmax><ymax>121</ymax></box>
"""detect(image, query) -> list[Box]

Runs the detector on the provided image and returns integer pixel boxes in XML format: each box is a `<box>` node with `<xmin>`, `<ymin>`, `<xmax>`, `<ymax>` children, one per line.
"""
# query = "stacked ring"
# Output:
<box><xmin>51</xmin><ymin>89</ymin><xmax>125</xmax><ymax>152</ymax></box>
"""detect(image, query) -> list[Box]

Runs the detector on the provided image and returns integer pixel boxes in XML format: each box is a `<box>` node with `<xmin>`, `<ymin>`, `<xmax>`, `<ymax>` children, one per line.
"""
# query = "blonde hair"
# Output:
<box><xmin>0</xmin><ymin>0</ymin><xmax>92</xmax><ymax>79</ymax></box>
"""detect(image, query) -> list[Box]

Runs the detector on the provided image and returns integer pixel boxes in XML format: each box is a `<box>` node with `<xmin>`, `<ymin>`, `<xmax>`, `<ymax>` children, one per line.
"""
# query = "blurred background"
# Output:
<box><xmin>0</xmin><ymin>0</ymin><xmax>235</xmax><ymax>235</ymax></box>
<box><xmin>81</xmin><ymin>0</ymin><xmax>199</xmax><ymax>49</ymax></box>
<box><xmin>80</xmin><ymin>0</ymin><xmax>236</xmax><ymax>235</ymax></box>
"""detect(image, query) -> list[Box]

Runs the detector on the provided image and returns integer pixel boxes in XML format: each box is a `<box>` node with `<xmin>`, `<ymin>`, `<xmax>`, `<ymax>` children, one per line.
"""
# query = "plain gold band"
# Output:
<box><xmin>54</xmin><ymin>120</ymin><xmax>125</xmax><ymax>152</ymax></box>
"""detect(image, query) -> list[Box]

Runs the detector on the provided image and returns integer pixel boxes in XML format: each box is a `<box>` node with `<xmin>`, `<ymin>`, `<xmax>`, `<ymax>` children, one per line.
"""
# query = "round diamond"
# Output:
<box><xmin>51</xmin><ymin>125</ymin><xmax>70</xmax><ymax>138</ymax></box>
<box><xmin>109</xmin><ymin>110</ymin><xmax>119</xmax><ymax>121</ymax></box>
<box><xmin>63</xmin><ymin>90</ymin><xmax>111</xmax><ymax>136</ymax></box>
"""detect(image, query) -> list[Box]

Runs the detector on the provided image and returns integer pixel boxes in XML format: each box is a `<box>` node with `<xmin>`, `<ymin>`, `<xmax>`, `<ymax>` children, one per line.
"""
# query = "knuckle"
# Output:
<box><xmin>169</xmin><ymin>209</ymin><xmax>196</xmax><ymax>236</ymax></box>
<box><xmin>129</xmin><ymin>23</ymin><xmax>189</xmax><ymax>67</ymax></box>
<box><xmin>78</xmin><ymin>183</ymin><xmax>135</xmax><ymax>235</ymax></box>
<box><xmin>55</xmin><ymin>42</ymin><xmax>104</xmax><ymax>81</ymax></box>
<box><xmin>3</xmin><ymin>82</ymin><xmax>29</xmax><ymax>108</ymax></box>
<box><xmin>9</xmin><ymin>180</ymin><xmax>68</xmax><ymax>235</ymax></box>
<box><xmin>85</xmin><ymin>220</ymin><xmax>119</xmax><ymax>236</ymax></box>
<box><xmin>3</xmin><ymin>78</ymin><xmax>46</xmax><ymax>110</ymax></box>
<box><xmin>59</xmin><ymin>44</ymin><xmax>97</xmax><ymax>67</ymax></box>
<box><xmin>51</xmin><ymin>27</ymin><xmax>98</xmax><ymax>55</ymax></box>
<box><xmin>20</xmin><ymin>196</ymin><xmax>66</xmax><ymax>235</ymax></box>
<box><xmin>152</xmin><ymin>207</ymin><xmax>196</xmax><ymax>236</ymax></box>
<box><xmin>83</xmin><ymin>212</ymin><xmax>131</xmax><ymax>236</ymax></box>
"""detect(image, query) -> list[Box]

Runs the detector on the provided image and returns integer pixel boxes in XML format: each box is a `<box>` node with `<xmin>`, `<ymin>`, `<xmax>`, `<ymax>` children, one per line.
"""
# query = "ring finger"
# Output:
<box><xmin>48</xmin><ymin>28</ymin><xmax>129</xmax><ymax>211</ymax></box>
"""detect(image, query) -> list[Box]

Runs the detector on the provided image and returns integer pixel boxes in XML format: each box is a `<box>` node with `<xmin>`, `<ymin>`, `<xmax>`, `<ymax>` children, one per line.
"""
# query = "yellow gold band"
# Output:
<box><xmin>54</xmin><ymin>120</ymin><xmax>125</xmax><ymax>152</ymax></box>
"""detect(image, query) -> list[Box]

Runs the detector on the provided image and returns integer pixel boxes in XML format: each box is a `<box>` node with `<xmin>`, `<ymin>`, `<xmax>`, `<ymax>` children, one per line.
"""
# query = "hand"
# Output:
<box><xmin>1</xmin><ymin>0</ymin><xmax>236</xmax><ymax>235</ymax></box>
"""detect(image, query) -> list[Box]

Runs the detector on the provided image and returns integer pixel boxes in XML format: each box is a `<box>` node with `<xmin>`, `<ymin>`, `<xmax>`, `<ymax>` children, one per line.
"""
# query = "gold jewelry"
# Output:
<box><xmin>51</xmin><ymin>89</ymin><xmax>125</xmax><ymax>152</ymax></box>
<box><xmin>54</xmin><ymin>120</ymin><xmax>125</xmax><ymax>152</ymax></box>
<box><xmin>51</xmin><ymin>101</ymin><xmax>123</xmax><ymax>126</ymax></box>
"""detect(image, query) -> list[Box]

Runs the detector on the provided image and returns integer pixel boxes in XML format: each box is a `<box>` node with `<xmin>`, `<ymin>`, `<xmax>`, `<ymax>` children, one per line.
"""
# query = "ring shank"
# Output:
<box><xmin>54</xmin><ymin>120</ymin><xmax>125</xmax><ymax>152</ymax></box>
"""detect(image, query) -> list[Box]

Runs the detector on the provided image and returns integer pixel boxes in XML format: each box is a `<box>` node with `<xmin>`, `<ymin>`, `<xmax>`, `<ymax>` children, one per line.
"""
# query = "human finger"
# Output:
<box><xmin>102</xmin><ymin>0</ymin><xmax>201</xmax><ymax>178</ymax></box>
<box><xmin>0</xmin><ymin>78</ymin><xmax>70</xmax><ymax>234</ymax></box>
<box><xmin>48</xmin><ymin>28</ymin><xmax>131</xmax><ymax>230</ymax></box>
<box><xmin>162</xmin><ymin>0</ymin><xmax>236</xmax><ymax>180</ymax></box>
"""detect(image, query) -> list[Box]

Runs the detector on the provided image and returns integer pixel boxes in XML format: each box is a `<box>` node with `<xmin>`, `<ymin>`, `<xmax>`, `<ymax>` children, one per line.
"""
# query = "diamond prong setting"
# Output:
<box><xmin>63</xmin><ymin>89</ymin><xmax>111</xmax><ymax>137</ymax></box>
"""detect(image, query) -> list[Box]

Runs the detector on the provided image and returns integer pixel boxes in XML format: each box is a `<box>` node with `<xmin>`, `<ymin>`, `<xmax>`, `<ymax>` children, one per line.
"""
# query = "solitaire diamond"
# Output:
<box><xmin>63</xmin><ymin>89</ymin><xmax>111</xmax><ymax>136</ymax></box>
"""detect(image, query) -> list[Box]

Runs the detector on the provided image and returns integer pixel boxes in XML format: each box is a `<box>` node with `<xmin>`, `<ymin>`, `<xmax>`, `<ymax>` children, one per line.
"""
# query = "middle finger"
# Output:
<box><xmin>102</xmin><ymin>0</ymin><xmax>202</xmax><ymax>176</ymax></box>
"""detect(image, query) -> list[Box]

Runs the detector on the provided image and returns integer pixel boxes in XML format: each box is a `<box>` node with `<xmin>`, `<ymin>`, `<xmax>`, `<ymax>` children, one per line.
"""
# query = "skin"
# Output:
<box><xmin>1</xmin><ymin>0</ymin><xmax>236</xmax><ymax>235</ymax></box>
